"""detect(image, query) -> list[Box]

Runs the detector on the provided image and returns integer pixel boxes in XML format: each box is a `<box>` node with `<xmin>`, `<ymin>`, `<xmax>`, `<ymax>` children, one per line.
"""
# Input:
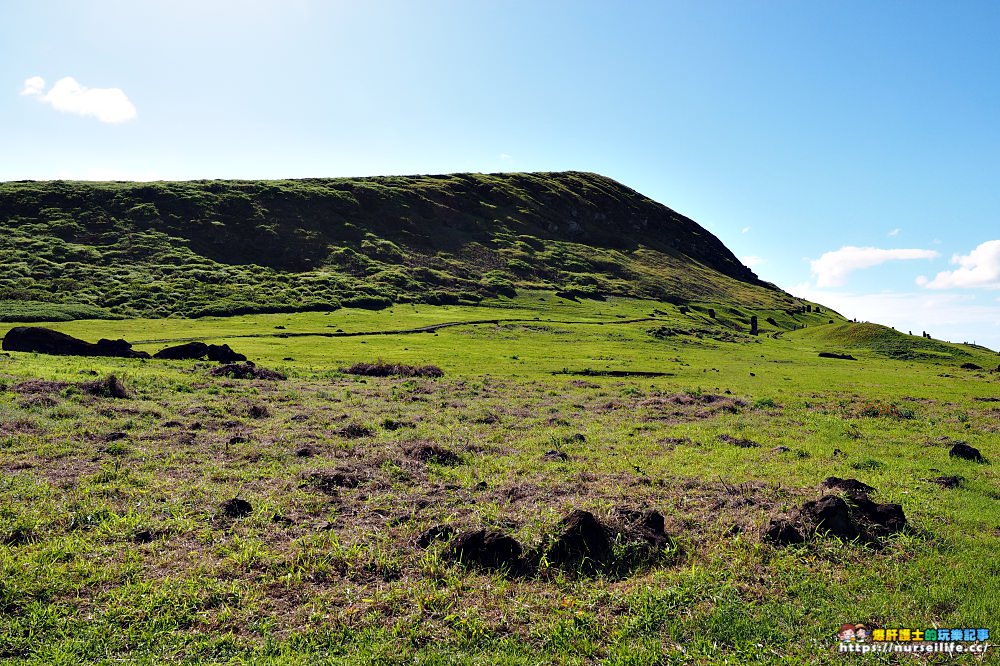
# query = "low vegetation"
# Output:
<box><xmin>0</xmin><ymin>294</ymin><xmax>997</xmax><ymax>663</ymax></box>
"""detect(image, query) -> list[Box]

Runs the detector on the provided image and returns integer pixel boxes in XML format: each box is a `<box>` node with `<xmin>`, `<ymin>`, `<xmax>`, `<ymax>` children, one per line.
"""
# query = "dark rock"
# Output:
<box><xmin>801</xmin><ymin>495</ymin><xmax>858</xmax><ymax>540</ymax></box>
<box><xmin>2</xmin><ymin>326</ymin><xmax>147</xmax><ymax>358</ymax></box>
<box><xmin>546</xmin><ymin>510</ymin><xmax>613</xmax><ymax>571</ymax></box>
<box><xmin>543</xmin><ymin>449</ymin><xmax>569</xmax><ymax>461</ymax></box>
<box><xmin>295</xmin><ymin>446</ymin><xmax>314</xmax><ymax>458</ymax></box>
<box><xmin>207</xmin><ymin>344</ymin><xmax>247</xmax><ymax>363</ymax></box>
<box><xmin>820</xmin><ymin>476</ymin><xmax>875</xmax><ymax>498</ymax></box>
<box><xmin>221</xmin><ymin>498</ymin><xmax>252</xmax><ymax>518</ymax></box>
<box><xmin>950</xmin><ymin>443</ymin><xmax>985</xmax><ymax>463</ymax></box>
<box><xmin>153</xmin><ymin>341</ymin><xmax>209</xmax><ymax>360</ymax></box>
<box><xmin>444</xmin><ymin>529</ymin><xmax>522</xmax><ymax>570</ymax></box>
<box><xmin>416</xmin><ymin>525</ymin><xmax>455</xmax><ymax>548</ymax></box>
<box><xmin>762</xmin><ymin>518</ymin><xmax>804</xmax><ymax>545</ymax></box>
<box><xmin>930</xmin><ymin>475</ymin><xmax>962</xmax><ymax>489</ymax></box>
<box><xmin>960</xmin><ymin>362</ymin><xmax>983</xmax><ymax>370</ymax></box>
<box><xmin>819</xmin><ymin>352</ymin><xmax>857</xmax><ymax>361</ymax></box>
<box><xmin>771</xmin><ymin>445</ymin><xmax>791</xmax><ymax>453</ymax></box>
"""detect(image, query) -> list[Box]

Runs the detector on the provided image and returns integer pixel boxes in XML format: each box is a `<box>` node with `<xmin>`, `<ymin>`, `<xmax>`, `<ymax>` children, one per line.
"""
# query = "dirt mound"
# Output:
<box><xmin>209</xmin><ymin>362</ymin><xmax>286</xmax><ymax>380</ymax></box>
<box><xmin>403</xmin><ymin>441</ymin><xmax>463</xmax><ymax>465</ymax></box>
<box><xmin>764</xmin><ymin>480</ymin><xmax>907</xmax><ymax>546</ymax></box>
<box><xmin>545</xmin><ymin>510</ymin><xmax>613</xmax><ymax>573</ymax></box>
<box><xmin>220</xmin><ymin>498</ymin><xmax>252</xmax><ymax>518</ymax></box>
<box><xmin>717</xmin><ymin>434</ymin><xmax>760</xmax><ymax>448</ymax></box>
<box><xmin>443</xmin><ymin>530</ymin><xmax>523</xmax><ymax>570</ymax></box>
<box><xmin>819</xmin><ymin>476</ymin><xmax>875</xmax><ymax>497</ymax></box>
<box><xmin>819</xmin><ymin>352</ymin><xmax>857</xmax><ymax>360</ymax></box>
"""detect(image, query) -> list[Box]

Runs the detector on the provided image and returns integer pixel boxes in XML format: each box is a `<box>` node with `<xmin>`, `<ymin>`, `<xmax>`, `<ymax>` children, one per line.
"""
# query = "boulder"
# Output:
<box><xmin>207</xmin><ymin>344</ymin><xmax>247</xmax><ymax>363</ymax></box>
<box><xmin>2</xmin><ymin>326</ymin><xmax>148</xmax><ymax>358</ymax></box>
<box><xmin>949</xmin><ymin>443</ymin><xmax>985</xmax><ymax>463</ymax></box>
<box><xmin>154</xmin><ymin>341</ymin><xmax>209</xmax><ymax>359</ymax></box>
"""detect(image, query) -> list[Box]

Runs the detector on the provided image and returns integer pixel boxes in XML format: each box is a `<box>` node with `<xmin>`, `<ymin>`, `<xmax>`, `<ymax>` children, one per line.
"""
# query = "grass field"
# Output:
<box><xmin>1</xmin><ymin>293</ymin><xmax>998</xmax><ymax>664</ymax></box>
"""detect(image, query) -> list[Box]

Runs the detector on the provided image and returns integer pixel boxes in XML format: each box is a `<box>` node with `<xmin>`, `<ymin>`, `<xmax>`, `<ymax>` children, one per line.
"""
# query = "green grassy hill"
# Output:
<box><xmin>0</xmin><ymin>172</ymin><xmax>808</xmax><ymax>319</ymax></box>
<box><xmin>793</xmin><ymin>322</ymin><xmax>990</xmax><ymax>361</ymax></box>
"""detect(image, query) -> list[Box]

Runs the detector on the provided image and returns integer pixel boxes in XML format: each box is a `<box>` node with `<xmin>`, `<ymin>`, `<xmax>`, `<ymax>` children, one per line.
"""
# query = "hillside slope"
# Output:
<box><xmin>0</xmin><ymin>172</ymin><xmax>804</xmax><ymax>318</ymax></box>
<box><xmin>791</xmin><ymin>322</ymin><xmax>989</xmax><ymax>361</ymax></box>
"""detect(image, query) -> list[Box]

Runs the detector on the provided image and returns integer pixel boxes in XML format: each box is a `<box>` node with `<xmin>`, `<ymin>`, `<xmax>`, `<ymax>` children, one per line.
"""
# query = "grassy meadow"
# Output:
<box><xmin>1</xmin><ymin>293</ymin><xmax>998</xmax><ymax>664</ymax></box>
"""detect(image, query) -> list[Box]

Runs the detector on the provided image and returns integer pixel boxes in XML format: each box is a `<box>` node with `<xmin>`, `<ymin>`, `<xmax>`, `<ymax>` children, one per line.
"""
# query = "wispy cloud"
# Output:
<box><xmin>741</xmin><ymin>226</ymin><xmax>751</xmax><ymax>234</ymax></box>
<box><xmin>809</xmin><ymin>246</ymin><xmax>938</xmax><ymax>288</ymax></box>
<box><xmin>887</xmin><ymin>228</ymin><xmax>900</xmax><ymax>237</ymax></box>
<box><xmin>21</xmin><ymin>76</ymin><xmax>136</xmax><ymax>123</ymax></box>
<box><xmin>920</xmin><ymin>240</ymin><xmax>1000</xmax><ymax>290</ymax></box>
<box><xmin>789</xmin><ymin>283</ymin><xmax>1000</xmax><ymax>347</ymax></box>
<box><xmin>741</xmin><ymin>255</ymin><xmax>763</xmax><ymax>268</ymax></box>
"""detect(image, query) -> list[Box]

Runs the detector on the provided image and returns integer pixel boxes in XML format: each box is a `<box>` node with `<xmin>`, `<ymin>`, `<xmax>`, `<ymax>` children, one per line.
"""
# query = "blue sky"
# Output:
<box><xmin>4</xmin><ymin>1</ymin><xmax>1000</xmax><ymax>347</ymax></box>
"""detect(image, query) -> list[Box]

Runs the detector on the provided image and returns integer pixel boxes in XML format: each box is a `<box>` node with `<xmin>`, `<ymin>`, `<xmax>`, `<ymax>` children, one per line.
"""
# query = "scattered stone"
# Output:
<box><xmin>220</xmin><ymin>498</ymin><xmax>252</xmax><ymax>518</ymax></box>
<box><xmin>717</xmin><ymin>434</ymin><xmax>760</xmax><ymax>448</ymax></box>
<box><xmin>416</xmin><ymin>525</ymin><xmax>455</xmax><ymax>548</ymax></box>
<box><xmin>960</xmin><ymin>362</ymin><xmax>983</xmax><ymax>370</ymax></box>
<box><xmin>209</xmin><ymin>362</ymin><xmax>285</xmax><ymax>380</ymax></box>
<box><xmin>444</xmin><ymin>529</ymin><xmax>523</xmax><ymax>570</ymax></box>
<box><xmin>295</xmin><ymin>446</ymin><xmax>314</xmax><ymax>458</ymax></box>
<box><xmin>543</xmin><ymin>449</ymin><xmax>569</xmax><ymax>461</ymax></box>
<box><xmin>949</xmin><ymin>443</ymin><xmax>986</xmax><ymax>463</ymax></box>
<box><xmin>771</xmin><ymin>445</ymin><xmax>791</xmax><ymax>453</ymax></box>
<box><xmin>153</xmin><ymin>341</ymin><xmax>209</xmax><ymax>360</ymax></box>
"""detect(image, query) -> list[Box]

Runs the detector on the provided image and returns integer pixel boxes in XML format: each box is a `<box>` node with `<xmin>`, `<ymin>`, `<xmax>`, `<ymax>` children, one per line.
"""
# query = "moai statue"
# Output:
<box><xmin>806</xmin><ymin>304</ymin><xmax>812</xmax><ymax>313</ymax></box>
<box><xmin>750</xmin><ymin>315</ymin><xmax>758</xmax><ymax>336</ymax></box>
<box><xmin>708</xmin><ymin>308</ymin><xmax>716</xmax><ymax>319</ymax></box>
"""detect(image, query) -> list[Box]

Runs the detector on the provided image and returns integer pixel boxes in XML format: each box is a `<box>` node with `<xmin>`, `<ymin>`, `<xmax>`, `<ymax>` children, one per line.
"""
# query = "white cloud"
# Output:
<box><xmin>741</xmin><ymin>255</ymin><xmax>763</xmax><ymax>268</ymax></box>
<box><xmin>888</xmin><ymin>228</ymin><xmax>900</xmax><ymax>237</ymax></box>
<box><xmin>809</xmin><ymin>246</ymin><xmax>939</xmax><ymax>288</ymax></box>
<box><xmin>499</xmin><ymin>153</ymin><xmax>512</xmax><ymax>161</ymax></box>
<box><xmin>741</xmin><ymin>226</ymin><xmax>751</xmax><ymax>234</ymax></box>
<box><xmin>20</xmin><ymin>76</ymin><xmax>136</xmax><ymax>123</ymax></box>
<box><xmin>922</xmin><ymin>240</ymin><xmax>1000</xmax><ymax>290</ymax></box>
<box><xmin>789</xmin><ymin>282</ymin><xmax>1000</xmax><ymax>348</ymax></box>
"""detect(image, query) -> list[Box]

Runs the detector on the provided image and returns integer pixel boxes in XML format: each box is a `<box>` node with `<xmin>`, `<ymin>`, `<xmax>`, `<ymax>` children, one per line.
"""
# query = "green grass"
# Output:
<box><xmin>0</xmin><ymin>296</ymin><xmax>998</xmax><ymax>663</ymax></box>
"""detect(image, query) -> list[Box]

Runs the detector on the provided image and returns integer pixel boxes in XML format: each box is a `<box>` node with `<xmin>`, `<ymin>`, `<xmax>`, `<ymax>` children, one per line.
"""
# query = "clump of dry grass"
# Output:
<box><xmin>342</xmin><ymin>361</ymin><xmax>444</xmax><ymax>378</ymax></box>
